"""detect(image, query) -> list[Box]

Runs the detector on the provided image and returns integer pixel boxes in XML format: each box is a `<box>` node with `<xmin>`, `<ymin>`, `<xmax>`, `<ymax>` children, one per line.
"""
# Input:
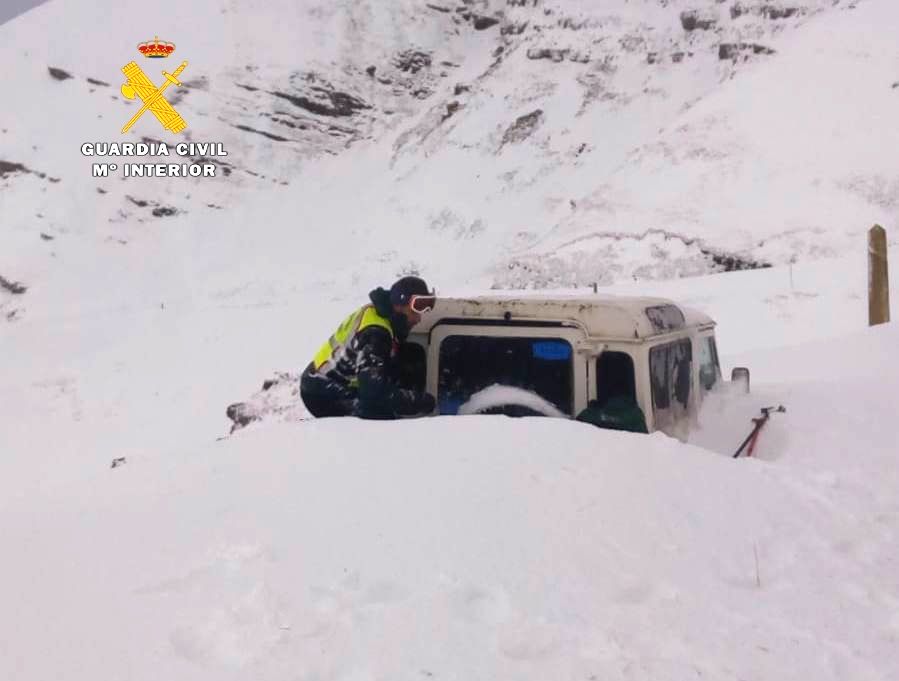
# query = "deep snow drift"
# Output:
<box><xmin>2</xmin><ymin>0</ymin><xmax>898</xmax><ymax>679</ymax></box>
<box><xmin>3</xmin><ymin>253</ymin><xmax>897</xmax><ymax>681</ymax></box>
<box><xmin>3</xmin><ymin>315</ymin><xmax>898</xmax><ymax>680</ymax></box>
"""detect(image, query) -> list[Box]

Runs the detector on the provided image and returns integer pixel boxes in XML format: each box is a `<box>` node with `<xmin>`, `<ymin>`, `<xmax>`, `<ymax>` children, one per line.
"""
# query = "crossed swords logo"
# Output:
<box><xmin>120</xmin><ymin>60</ymin><xmax>188</xmax><ymax>134</ymax></box>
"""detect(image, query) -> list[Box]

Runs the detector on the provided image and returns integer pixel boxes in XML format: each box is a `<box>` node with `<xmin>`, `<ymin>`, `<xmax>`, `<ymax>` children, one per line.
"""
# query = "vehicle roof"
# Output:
<box><xmin>415</xmin><ymin>294</ymin><xmax>715</xmax><ymax>340</ymax></box>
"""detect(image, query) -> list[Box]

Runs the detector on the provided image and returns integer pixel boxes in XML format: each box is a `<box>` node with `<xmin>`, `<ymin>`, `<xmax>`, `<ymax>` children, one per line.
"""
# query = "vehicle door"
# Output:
<box><xmin>427</xmin><ymin>324</ymin><xmax>588</xmax><ymax>417</ymax></box>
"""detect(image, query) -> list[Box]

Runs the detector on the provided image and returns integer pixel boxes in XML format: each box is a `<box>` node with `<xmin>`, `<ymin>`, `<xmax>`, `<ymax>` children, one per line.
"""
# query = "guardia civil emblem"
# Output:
<box><xmin>120</xmin><ymin>37</ymin><xmax>188</xmax><ymax>134</ymax></box>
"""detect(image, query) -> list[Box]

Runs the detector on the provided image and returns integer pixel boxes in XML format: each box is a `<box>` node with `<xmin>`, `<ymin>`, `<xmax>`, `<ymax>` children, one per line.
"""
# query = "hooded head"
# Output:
<box><xmin>369</xmin><ymin>276</ymin><xmax>435</xmax><ymax>340</ymax></box>
<box><xmin>389</xmin><ymin>276</ymin><xmax>431</xmax><ymax>307</ymax></box>
<box><xmin>367</xmin><ymin>276</ymin><xmax>435</xmax><ymax>338</ymax></box>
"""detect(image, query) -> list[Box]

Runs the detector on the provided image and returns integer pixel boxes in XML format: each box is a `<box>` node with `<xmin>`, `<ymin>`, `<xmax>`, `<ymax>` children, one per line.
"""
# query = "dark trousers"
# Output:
<box><xmin>300</xmin><ymin>365</ymin><xmax>358</xmax><ymax>418</ymax></box>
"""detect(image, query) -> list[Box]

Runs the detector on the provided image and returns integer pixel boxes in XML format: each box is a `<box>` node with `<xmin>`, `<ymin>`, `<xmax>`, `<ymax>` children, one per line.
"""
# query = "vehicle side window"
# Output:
<box><xmin>438</xmin><ymin>336</ymin><xmax>574</xmax><ymax>415</ymax></box>
<box><xmin>698</xmin><ymin>336</ymin><xmax>720</xmax><ymax>392</ymax></box>
<box><xmin>649</xmin><ymin>339</ymin><xmax>692</xmax><ymax>434</ymax></box>
<box><xmin>596</xmin><ymin>351</ymin><xmax>636</xmax><ymax>405</ymax></box>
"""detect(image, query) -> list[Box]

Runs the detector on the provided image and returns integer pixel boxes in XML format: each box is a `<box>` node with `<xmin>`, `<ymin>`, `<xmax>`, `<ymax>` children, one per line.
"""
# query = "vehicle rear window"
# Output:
<box><xmin>649</xmin><ymin>339</ymin><xmax>692</xmax><ymax>434</ymax></box>
<box><xmin>438</xmin><ymin>336</ymin><xmax>573</xmax><ymax>415</ymax></box>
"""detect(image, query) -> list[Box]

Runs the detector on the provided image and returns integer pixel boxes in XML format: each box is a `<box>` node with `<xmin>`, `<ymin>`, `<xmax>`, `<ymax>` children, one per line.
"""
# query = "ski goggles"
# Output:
<box><xmin>409</xmin><ymin>294</ymin><xmax>436</xmax><ymax>314</ymax></box>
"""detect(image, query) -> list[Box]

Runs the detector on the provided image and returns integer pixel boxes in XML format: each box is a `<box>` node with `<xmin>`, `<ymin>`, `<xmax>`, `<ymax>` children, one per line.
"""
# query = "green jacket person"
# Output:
<box><xmin>300</xmin><ymin>277</ymin><xmax>438</xmax><ymax>419</ymax></box>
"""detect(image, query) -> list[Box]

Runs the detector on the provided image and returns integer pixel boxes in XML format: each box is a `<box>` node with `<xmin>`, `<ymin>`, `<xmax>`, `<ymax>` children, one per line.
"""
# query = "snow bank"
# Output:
<box><xmin>3</xmin><ymin>322</ymin><xmax>899</xmax><ymax>680</ymax></box>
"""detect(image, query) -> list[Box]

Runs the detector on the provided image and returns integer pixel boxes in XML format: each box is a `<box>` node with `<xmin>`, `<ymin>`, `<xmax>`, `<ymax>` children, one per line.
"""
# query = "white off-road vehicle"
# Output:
<box><xmin>227</xmin><ymin>294</ymin><xmax>747</xmax><ymax>439</ymax></box>
<box><xmin>396</xmin><ymin>294</ymin><xmax>742</xmax><ymax>439</ymax></box>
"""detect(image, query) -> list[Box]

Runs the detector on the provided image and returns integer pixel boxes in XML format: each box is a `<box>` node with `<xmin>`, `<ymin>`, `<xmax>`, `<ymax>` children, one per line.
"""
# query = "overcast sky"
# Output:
<box><xmin>0</xmin><ymin>0</ymin><xmax>49</xmax><ymax>25</ymax></box>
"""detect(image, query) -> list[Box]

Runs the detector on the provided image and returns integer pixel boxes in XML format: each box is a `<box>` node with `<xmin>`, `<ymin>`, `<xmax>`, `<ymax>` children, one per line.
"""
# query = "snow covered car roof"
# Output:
<box><xmin>414</xmin><ymin>294</ymin><xmax>715</xmax><ymax>341</ymax></box>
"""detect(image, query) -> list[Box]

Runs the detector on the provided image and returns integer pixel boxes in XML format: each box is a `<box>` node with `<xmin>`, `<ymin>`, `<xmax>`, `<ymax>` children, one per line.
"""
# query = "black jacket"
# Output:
<box><xmin>302</xmin><ymin>288</ymin><xmax>432</xmax><ymax>418</ymax></box>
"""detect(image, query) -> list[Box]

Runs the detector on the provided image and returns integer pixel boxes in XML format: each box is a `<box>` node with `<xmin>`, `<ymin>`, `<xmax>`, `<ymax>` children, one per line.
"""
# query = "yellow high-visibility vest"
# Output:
<box><xmin>312</xmin><ymin>304</ymin><xmax>394</xmax><ymax>375</ymax></box>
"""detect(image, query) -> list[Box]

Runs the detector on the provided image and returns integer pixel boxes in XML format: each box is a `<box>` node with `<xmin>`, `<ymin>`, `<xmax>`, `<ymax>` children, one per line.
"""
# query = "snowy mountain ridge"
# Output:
<box><xmin>3</xmin><ymin>0</ymin><xmax>897</xmax><ymax>323</ymax></box>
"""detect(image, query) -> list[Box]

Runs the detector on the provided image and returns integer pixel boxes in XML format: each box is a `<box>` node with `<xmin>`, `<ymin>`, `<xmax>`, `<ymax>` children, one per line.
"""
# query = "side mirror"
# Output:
<box><xmin>731</xmin><ymin>367</ymin><xmax>750</xmax><ymax>394</ymax></box>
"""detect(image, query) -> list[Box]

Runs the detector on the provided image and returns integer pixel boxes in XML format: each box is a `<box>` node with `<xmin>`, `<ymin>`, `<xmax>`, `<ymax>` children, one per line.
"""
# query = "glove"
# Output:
<box><xmin>390</xmin><ymin>389</ymin><xmax>436</xmax><ymax>417</ymax></box>
<box><xmin>417</xmin><ymin>392</ymin><xmax>436</xmax><ymax>415</ymax></box>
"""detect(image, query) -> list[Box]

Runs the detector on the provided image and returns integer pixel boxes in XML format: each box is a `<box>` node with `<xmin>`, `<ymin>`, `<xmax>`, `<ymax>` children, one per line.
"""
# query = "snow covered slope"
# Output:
<box><xmin>1</xmin><ymin>0</ymin><xmax>497</xmax><ymax>318</ymax></box>
<box><xmin>3</xmin><ymin>0</ymin><xmax>898</xmax><ymax>325</ymax></box>
<box><xmin>2</xmin><ymin>298</ymin><xmax>898</xmax><ymax>680</ymax></box>
<box><xmin>506</xmin><ymin>0</ymin><xmax>899</xmax><ymax>286</ymax></box>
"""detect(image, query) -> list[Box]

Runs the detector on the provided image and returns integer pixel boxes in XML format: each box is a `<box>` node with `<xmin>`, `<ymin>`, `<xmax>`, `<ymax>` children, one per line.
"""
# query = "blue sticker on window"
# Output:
<box><xmin>532</xmin><ymin>340</ymin><xmax>571</xmax><ymax>361</ymax></box>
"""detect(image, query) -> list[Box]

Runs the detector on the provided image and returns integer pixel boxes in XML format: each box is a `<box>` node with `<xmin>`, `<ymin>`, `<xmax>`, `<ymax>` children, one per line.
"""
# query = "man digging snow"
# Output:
<box><xmin>299</xmin><ymin>276</ymin><xmax>438</xmax><ymax>419</ymax></box>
